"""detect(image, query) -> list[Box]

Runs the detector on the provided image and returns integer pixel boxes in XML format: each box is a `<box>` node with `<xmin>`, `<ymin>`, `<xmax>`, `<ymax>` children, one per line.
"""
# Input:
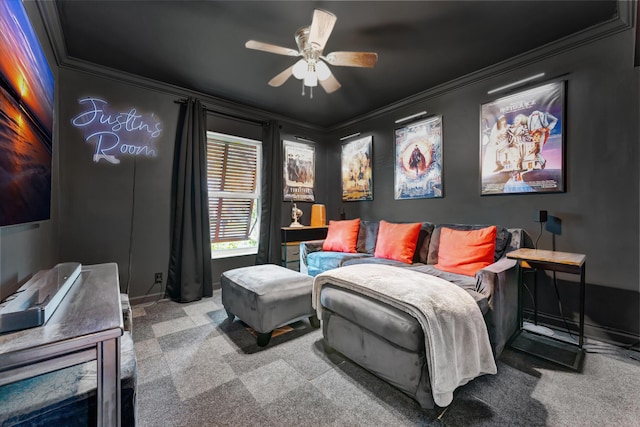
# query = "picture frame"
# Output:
<box><xmin>394</xmin><ymin>116</ymin><xmax>443</xmax><ymax>200</ymax></box>
<box><xmin>480</xmin><ymin>81</ymin><xmax>565</xmax><ymax>195</ymax></box>
<box><xmin>341</xmin><ymin>135</ymin><xmax>373</xmax><ymax>201</ymax></box>
<box><xmin>283</xmin><ymin>139</ymin><xmax>315</xmax><ymax>202</ymax></box>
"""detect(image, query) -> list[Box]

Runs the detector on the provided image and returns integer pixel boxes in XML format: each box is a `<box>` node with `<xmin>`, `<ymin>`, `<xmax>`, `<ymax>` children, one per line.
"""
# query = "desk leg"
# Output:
<box><xmin>534</xmin><ymin>268</ymin><xmax>538</xmax><ymax>325</ymax></box>
<box><xmin>518</xmin><ymin>262</ymin><xmax>523</xmax><ymax>330</ymax></box>
<box><xmin>579</xmin><ymin>265</ymin><xmax>585</xmax><ymax>348</ymax></box>
<box><xmin>97</xmin><ymin>337</ymin><xmax>121</xmax><ymax>427</ymax></box>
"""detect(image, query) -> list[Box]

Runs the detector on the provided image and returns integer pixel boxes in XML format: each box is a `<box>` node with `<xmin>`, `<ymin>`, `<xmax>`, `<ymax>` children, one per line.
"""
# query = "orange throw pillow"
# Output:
<box><xmin>435</xmin><ymin>226</ymin><xmax>497</xmax><ymax>276</ymax></box>
<box><xmin>322</xmin><ymin>219</ymin><xmax>361</xmax><ymax>253</ymax></box>
<box><xmin>374</xmin><ymin>220</ymin><xmax>422</xmax><ymax>264</ymax></box>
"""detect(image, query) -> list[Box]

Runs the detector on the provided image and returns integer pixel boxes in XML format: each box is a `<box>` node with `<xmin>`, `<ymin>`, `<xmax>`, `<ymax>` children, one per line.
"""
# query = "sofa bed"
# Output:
<box><xmin>300</xmin><ymin>219</ymin><xmax>527</xmax><ymax>408</ymax></box>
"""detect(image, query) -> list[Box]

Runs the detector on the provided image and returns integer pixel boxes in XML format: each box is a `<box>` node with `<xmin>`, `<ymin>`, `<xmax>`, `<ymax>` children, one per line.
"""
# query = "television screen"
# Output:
<box><xmin>0</xmin><ymin>0</ymin><xmax>54</xmax><ymax>227</ymax></box>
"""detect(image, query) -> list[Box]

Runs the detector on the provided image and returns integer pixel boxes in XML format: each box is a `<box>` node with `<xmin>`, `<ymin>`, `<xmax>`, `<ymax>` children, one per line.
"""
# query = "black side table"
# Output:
<box><xmin>507</xmin><ymin>248</ymin><xmax>586</xmax><ymax>370</ymax></box>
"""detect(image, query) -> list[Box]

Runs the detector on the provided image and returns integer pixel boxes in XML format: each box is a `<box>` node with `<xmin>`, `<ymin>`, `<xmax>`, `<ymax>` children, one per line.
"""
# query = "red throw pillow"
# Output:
<box><xmin>435</xmin><ymin>226</ymin><xmax>497</xmax><ymax>276</ymax></box>
<box><xmin>322</xmin><ymin>219</ymin><xmax>361</xmax><ymax>253</ymax></box>
<box><xmin>374</xmin><ymin>220</ymin><xmax>422</xmax><ymax>264</ymax></box>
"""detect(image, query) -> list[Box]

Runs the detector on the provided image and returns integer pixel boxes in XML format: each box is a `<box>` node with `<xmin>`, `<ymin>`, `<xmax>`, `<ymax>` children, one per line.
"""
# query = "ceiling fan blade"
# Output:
<box><xmin>325</xmin><ymin>51</ymin><xmax>378</xmax><ymax>68</ymax></box>
<box><xmin>246</xmin><ymin>40</ymin><xmax>299</xmax><ymax>56</ymax></box>
<box><xmin>268</xmin><ymin>66</ymin><xmax>294</xmax><ymax>87</ymax></box>
<box><xmin>308</xmin><ymin>9</ymin><xmax>337</xmax><ymax>52</ymax></box>
<box><xmin>319</xmin><ymin>72</ymin><xmax>341</xmax><ymax>94</ymax></box>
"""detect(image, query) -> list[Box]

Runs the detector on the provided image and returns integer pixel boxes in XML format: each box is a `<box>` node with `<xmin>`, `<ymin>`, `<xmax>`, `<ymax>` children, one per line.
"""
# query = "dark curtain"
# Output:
<box><xmin>256</xmin><ymin>120</ymin><xmax>282</xmax><ymax>264</ymax></box>
<box><xmin>166</xmin><ymin>98</ymin><xmax>213</xmax><ymax>302</ymax></box>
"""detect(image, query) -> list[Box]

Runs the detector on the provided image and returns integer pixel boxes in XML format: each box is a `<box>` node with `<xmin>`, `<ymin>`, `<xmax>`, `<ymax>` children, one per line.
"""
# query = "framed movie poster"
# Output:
<box><xmin>283</xmin><ymin>139</ymin><xmax>315</xmax><ymax>202</ymax></box>
<box><xmin>480</xmin><ymin>81</ymin><xmax>565</xmax><ymax>195</ymax></box>
<box><xmin>341</xmin><ymin>135</ymin><xmax>373</xmax><ymax>201</ymax></box>
<box><xmin>394</xmin><ymin>116</ymin><xmax>443</xmax><ymax>200</ymax></box>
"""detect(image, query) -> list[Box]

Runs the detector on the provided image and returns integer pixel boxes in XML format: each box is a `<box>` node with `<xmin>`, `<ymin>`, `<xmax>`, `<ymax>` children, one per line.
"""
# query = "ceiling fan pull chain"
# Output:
<box><xmin>301</xmin><ymin>81</ymin><xmax>305</xmax><ymax>96</ymax></box>
<box><xmin>310</xmin><ymin>86</ymin><xmax>313</xmax><ymax>99</ymax></box>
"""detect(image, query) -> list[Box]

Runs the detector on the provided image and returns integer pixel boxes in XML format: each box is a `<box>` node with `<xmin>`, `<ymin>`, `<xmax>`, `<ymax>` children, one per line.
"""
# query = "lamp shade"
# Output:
<box><xmin>292</xmin><ymin>59</ymin><xmax>308</xmax><ymax>79</ymax></box>
<box><xmin>304</xmin><ymin>71</ymin><xmax>318</xmax><ymax>87</ymax></box>
<box><xmin>310</xmin><ymin>204</ymin><xmax>326</xmax><ymax>226</ymax></box>
<box><xmin>316</xmin><ymin>61</ymin><xmax>331</xmax><ymax>81</ymax></box>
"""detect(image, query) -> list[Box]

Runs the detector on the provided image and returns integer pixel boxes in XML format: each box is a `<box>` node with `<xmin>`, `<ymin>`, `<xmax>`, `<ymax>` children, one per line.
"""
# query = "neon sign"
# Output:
<box><xmin>71</xmin><ymin>97</ymin><xmax>162</xmax><ymax>164</ymax></box>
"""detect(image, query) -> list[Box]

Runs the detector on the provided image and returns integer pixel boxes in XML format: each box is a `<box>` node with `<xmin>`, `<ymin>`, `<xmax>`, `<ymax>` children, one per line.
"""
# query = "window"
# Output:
<box><xmin>206</xmin><ymin>131</ymin><xmax>261</xmax><ymax>258</ymax></box>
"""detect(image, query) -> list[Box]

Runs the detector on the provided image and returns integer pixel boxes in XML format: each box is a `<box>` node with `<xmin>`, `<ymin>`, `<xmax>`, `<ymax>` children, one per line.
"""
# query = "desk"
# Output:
<box><xmin>281</xmin><ymin>226</ymin><xmax>328</xmax><ymax>270</ymax></box>
<box><xmin>0</xmin><ymin>263</ymin><xmax>123</xmax><ymax>426</ymax></box>
<box><xmin>506</xmin><ymin>248</ymin><xmax>586</xmax><ymax>370</ymax></box>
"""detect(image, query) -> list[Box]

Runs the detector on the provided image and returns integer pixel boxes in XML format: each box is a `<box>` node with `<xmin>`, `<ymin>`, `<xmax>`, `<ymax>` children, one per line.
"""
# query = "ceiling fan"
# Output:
<box><xmin>245</xmin><ymin>9</ymin><xmax>378</xmax><ymax>98</ymax></box>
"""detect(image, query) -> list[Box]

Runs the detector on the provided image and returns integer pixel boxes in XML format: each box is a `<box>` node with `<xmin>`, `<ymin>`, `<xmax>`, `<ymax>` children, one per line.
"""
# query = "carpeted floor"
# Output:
<box><xmin>131</xmin><ymin>290</ymin><xmax>640</xmax><ymax>426</ymax></box>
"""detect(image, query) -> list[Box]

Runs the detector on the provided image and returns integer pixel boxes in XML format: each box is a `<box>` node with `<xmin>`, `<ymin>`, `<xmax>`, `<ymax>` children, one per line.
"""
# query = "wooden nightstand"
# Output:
<box><xmin>507</xmin><ymin>248</ymin><xmax>586</xmax><ymax>370</ymax></box>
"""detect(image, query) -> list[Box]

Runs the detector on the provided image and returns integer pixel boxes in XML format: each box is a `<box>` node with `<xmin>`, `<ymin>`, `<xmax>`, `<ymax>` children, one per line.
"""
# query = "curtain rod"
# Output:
<box><xmin>174</xmin><ymin>99</ymin><xmax>268</xmax><ymax>126</ymax></box>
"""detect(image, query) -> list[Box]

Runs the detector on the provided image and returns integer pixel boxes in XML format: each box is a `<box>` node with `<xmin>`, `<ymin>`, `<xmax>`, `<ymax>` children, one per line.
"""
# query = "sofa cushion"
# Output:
<box><xmin>320</xmin><ymin>285</ymin><xmax>425</xmax><ymax>352</ymax></box>
<box><xmin>356</xmin><ymin>220</ymin><xmax>379</xmax><ymax>254</ymax></box>
<box><xmin>343</xmin><ymin>256</ymin><xmax>424</xmax><ymax>269</ymax></box>
<box><xmin>306</xmin><ymin>251</ymin><xmax>372</xmax><ymax>277</ymax></box>
<box><xmin>320</xmin><ymin>282</ymin><xmax>489</xmax><ymax>353</ymax></box>
<box><xmin>414</xmin><ymin>222</ymin><xmax>435</xmax><ymax>263</ymax></box>
<box><xmin>322</xmin><ymin>218</ymin><xmax>360</xmax><ymax>253</ymax></box>
<box><xmin>374</xmin><ymin>221</ymin><xmax>422</xmax><ymax>264</ymax></box>
<box><xmin>427</xmin><ymin>223</ymin><xmax>511</xmax><ymax>264</ymax></box>
<box><xmin>435</xmin><ymin>226</ymin><xmax>497</xmax><ymax>276</ymax></box>
<box><xmin>408</xmin><ymin>264</ymin><xmax>478</xmax><ymax>291</ymax></box>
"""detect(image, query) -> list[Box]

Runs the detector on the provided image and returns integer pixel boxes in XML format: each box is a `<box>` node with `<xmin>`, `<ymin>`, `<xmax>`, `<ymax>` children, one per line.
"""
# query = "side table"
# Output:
<box><xmin>506</xmin><ymin>248</ymin><xmax>586</xmax><ymax>370</ymax></box>
<box><xmin>281</xmin><ymin>226</ymin><xmax>328</xmax><ymax>271</ymax></box>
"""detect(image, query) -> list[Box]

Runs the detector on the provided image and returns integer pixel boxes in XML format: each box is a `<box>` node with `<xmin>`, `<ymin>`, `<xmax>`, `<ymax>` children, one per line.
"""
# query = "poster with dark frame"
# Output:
<box><xmin>480</xmin><ymin>81</ymin><xmax>565</xmax><ymax>195</ymax></box>
<box><xmin>341</xmin><ymin>135</ymin><xmax>373</xmax><ymax>201</ymax></box>
<box><xmin>283</xmin><ymin>139</ymin><xmax>315</xmax><ymax>202</ymax></box>
<box><xmin>394</xmin><ymin>116</ymin><xmax>443</xmax><ymax>200</ymax></box>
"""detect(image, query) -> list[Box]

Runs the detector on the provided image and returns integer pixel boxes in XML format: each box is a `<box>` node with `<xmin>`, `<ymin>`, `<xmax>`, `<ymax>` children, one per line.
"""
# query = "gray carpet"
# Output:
<box><xmin>131</xmin><ymin>290</ymin><xmax>640</xmax><ymax>426</ymax></box>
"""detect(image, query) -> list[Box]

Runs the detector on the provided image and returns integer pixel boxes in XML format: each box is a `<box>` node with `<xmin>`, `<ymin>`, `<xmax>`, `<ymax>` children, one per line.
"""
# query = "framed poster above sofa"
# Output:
<box><xmin>480</xmin><ymin>81</ymin><xmax>565</xmax><ymax>195</ymax></box>
<box><xmin>394</xmin><ymin>116</ymin><xmax>443</xmax><ymax>200</ymax></box>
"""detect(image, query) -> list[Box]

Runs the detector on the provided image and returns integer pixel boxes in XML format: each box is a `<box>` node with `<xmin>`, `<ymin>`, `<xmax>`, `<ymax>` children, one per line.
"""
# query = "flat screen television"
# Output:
<box><xmin>0</xmin><ymin>0</ymin><xmax>54</xmax><ymax>227</ymax></box>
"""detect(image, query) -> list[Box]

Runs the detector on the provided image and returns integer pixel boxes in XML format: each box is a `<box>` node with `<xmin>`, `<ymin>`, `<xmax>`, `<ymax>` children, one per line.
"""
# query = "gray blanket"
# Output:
<box><xmin>313</xmin><ymin>264</ymin><xmax>497</xmax><ymax>407</ymax></box>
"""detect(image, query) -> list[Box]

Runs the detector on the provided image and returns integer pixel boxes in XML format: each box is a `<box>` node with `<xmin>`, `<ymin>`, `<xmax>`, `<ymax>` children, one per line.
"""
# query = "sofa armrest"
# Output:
<box><xmin>300</xmin><ymin>240</ymin><xmax>325</xmax><ymax>275</ymax></box>
<box><xmin>475</xmin><ymin>257</ymin><xmax>519</xmax><ymax>357</ymax></box>
<box><xmin>475</xmin><ymin>257</ymin><xmax>517</xmax><ymax>299</ymax></box>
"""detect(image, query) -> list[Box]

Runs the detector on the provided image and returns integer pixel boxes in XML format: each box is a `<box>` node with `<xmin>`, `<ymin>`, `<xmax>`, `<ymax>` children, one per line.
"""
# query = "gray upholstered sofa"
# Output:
<box><xmin>300</xmin><ymin>220</ymin><xmax>527</xmax><ymax>408</ymax></box>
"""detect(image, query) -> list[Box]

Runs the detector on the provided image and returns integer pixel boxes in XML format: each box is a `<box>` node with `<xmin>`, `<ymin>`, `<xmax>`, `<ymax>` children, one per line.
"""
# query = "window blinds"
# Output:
<box><xmin>206</xmin><ymin>136</ymin><xmax>259</xmax><ymax>243</ymax></box>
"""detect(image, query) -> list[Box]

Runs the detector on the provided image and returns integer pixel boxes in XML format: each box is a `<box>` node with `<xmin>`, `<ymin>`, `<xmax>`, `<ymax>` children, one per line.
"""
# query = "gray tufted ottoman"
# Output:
<box><xmin>220</xmin><ymin>264</ymin><xmax>320</xmax><ymax>346</ymax></box>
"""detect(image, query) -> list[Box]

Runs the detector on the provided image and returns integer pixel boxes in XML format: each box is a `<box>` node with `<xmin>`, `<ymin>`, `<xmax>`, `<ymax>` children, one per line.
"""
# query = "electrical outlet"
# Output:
<box><xmin>154</xmin><ymin>272</ymin><xmax>162</xmax><ymax>283</ymax></box>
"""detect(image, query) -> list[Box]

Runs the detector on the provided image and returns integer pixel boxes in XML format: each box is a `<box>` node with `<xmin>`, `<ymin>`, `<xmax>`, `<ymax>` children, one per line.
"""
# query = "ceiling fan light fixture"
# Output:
<box><xmin>304</xmin><ymin>72</ymin><xmax>318</xmax><ymax>87</ymax></box>
<box><xmin>292</xmin><ymin>59</ymin><xmax>308</xmax><ymax>79</ymax></box>
<box><xmin>316</xmin><ymin>61</ymin><xmax>331</xmax><ymax>81</ymax></box>
<box><xmin>246</xmin><ymin>8</ymin><xmax>377</xmax><ymax>97</ymax></box>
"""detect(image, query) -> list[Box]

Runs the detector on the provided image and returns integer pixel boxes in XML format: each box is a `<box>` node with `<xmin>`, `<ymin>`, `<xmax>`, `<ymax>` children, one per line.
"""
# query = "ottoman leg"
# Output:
<box><xmin>256</xmin><ymin>331</ymin><xmax>273</xmax><ymax>347</ymax></box>
<box><xmin>225</xmin><ymin>309</ymin><xmax>235</xmax><ymax>322</ymax></box>
<box><xmin>309</xmin><ymin>314</ymin><xmax>320</xmax><ymax>328</ymax></box>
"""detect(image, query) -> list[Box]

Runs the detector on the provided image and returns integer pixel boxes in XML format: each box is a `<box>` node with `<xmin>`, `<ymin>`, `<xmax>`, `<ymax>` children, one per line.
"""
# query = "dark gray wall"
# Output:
<box><xmin>55</xmin><ymin>69</ymin><xmax>326</xmax><ymax>301</ymax></box>
<box><xmin>0</xmin><ymin>2</ymin><xmax>59</xmax><ymax>301</ymax></box>
<box><xmin>57</xmin><ymin>69</ymin><xmax>179</xmax><ymax>300</ymax></box>
<box><xmin>327</xmin><ymin>28</ymin><xmax>639</xmax><ymax>344</ymax></box>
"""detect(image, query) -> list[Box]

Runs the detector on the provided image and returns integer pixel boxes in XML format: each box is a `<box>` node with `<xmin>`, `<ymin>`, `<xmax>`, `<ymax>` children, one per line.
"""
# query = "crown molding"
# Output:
<box><xmin>327</xmin><ymin>0</ymin><xmax>634</xmax><ymax>133</ymax></box>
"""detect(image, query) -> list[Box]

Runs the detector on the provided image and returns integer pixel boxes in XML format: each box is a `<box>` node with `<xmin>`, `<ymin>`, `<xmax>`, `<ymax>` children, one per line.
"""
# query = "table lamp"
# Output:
<box><xmin>310</xmin><ymin>204</ymin><xmax>326</xmax><ymax>226</ymax></box>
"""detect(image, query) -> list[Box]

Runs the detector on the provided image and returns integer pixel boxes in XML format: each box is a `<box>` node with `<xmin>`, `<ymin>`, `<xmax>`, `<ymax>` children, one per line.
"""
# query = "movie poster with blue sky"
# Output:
<box><xmin>480</xmin><ymin>81</ymin><xmax>564</xmax><ymax>195</ymax></box>
<box><xmin>0</xmin><ymin>0</ymin><xmax>54</xmax><ymax>226</ymax></box>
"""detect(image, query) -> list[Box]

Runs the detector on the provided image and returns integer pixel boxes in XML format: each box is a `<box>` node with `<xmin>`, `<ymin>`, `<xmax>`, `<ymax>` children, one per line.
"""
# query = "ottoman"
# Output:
<box><xmin>220</xmin><ymin>264</ymin><xmax>320</xmax><ymax>346</ymax></box>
